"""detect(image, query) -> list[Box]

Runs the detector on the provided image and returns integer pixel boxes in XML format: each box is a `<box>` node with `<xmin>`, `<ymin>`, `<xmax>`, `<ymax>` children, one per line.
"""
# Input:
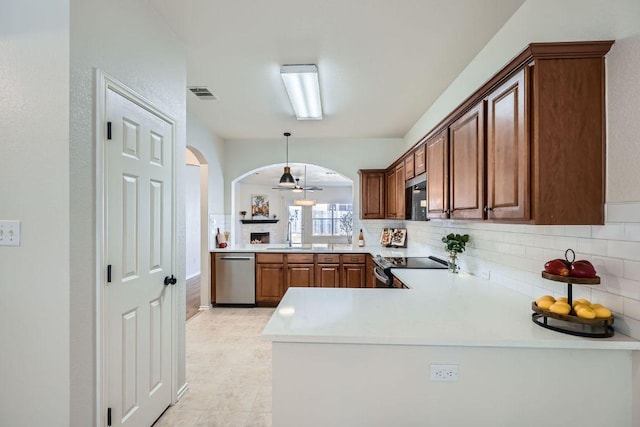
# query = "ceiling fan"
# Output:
<box><xmin>272</xmin><ymin>173</ymin><xmax>323</xmax><ymax>192</ymax></box>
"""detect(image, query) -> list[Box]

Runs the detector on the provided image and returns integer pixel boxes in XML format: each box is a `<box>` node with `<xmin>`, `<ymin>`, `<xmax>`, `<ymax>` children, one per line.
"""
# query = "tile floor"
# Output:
<box><xmin>154</xmin><ymin>307</ymin><xmax>275</xmax><ymax>427</ymax></box>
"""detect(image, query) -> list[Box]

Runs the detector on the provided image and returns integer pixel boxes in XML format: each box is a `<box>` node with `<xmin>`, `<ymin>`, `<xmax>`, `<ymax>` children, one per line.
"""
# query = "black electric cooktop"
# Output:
<box><xmin>374</xmin><ymin>255</ymin><xmax>448</xmax><ymax>270</ymax></box>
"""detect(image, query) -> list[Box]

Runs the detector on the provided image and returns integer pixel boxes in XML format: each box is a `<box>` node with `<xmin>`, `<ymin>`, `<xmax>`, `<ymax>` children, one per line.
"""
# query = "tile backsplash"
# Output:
<box><xmin>366</xmin><ymin>202</ymin><xmax>640</xmax><ymax>340</ymax></box>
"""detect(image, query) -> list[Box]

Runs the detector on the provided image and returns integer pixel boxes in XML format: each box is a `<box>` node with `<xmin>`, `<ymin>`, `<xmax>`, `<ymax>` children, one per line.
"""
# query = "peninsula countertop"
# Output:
<box><xmin>262</xmin><ymin>269</ymin><xmax>640</xmax><ymax>351</ymax></box>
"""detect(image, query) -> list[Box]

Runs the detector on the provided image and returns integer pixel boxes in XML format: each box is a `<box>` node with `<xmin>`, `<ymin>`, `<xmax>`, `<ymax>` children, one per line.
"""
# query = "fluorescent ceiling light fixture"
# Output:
<box><xmin>281</xmin><ymin>64</ymin><xmax>323</xmax><ymax>120</ymax></box>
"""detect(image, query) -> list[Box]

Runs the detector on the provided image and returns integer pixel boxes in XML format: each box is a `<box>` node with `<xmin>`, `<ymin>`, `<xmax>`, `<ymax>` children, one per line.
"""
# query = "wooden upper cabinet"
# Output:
<box><xmin>358</xmin><ymin>170</ymin><xmax>385</xmax><ymax>219</ymax></box>
<box><xmin>531</xmin><ymin>50</ymin><xmax>608</xmax><ymax>225</ymax></box>
<box><xmin>405</xmin><ymin>154</ymin><xmax>415</xmax><ymax>180</ymax></box>
<box><xmin>385</xmin><ymin>167</ymin><xmax>397</xmax><ymax>218</ymax></box>
<box><xmin>426</xmin><ymin>130</ymin><xmax>449</xmax><ymax>219</ymax></box>
<box><xmin>414</xmin><ymin>145</ymin><xmax>426</xmax><ymax>175</ymax></box>
<box><xmin>395</xmin><ymin>162</ymin><xmax>405</xmax><ymax>220</ymax></box>
<box><xmin>449</xmin><ymin>102</ymin><xmax>485</xmax><ymax>220</ymax></box>
<box><xmin>486</xmin><ymin>68</ymin><xmax>529</xmax><ymax>221</ymax></box>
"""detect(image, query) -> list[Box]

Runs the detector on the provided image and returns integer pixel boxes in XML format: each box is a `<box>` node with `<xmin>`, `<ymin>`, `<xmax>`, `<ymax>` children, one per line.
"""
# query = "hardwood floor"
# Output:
<box><xmin>186</xmin><ymin>275</ymin><xmax>201</xmax><ymax>321</ymax></box>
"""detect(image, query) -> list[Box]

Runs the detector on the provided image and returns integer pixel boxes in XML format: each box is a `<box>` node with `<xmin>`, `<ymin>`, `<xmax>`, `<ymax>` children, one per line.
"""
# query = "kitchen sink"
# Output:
<box><xmin>265</xmin><ymin>246</ymin><xmax>312</xmax><ymax>251</ymax></box>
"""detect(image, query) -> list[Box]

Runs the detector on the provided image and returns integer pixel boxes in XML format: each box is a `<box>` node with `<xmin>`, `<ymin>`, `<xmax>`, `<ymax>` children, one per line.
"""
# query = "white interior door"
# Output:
<box><xmin>105</xmin><ymin>88</ymin><xmax>174</xmax><ymax>426</ymax></box>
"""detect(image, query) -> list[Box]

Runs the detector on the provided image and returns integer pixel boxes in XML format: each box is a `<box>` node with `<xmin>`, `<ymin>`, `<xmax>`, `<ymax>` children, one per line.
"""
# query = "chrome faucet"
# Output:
<box><xmin>287</xmin><ymin>218</ymin><xmax>292</xmax><ymax>247</ymax></box>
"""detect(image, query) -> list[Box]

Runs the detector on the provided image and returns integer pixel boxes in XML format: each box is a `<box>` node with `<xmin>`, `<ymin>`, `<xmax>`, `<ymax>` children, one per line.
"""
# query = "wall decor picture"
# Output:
<box><xmin>251</xmin><ymin>194</ymin><xmax>270</xmax><ymax>219</ymax></box>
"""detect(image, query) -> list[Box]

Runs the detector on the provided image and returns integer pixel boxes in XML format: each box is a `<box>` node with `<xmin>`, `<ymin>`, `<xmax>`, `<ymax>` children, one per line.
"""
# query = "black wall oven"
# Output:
<box><xmin>373</xmin><ymin>255</ymin><xmax>448</xmax><ymax>288</ymax></box>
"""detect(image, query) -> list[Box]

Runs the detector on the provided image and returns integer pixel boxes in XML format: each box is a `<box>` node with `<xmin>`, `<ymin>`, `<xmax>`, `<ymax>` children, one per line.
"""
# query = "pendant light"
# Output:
<box><xmin>278</xmin><ymin>132</ymin><xmax>296</xmax><ymax>187</ymax></box>
<box><xmin>294</xmin><ymin>165</ymin><xmax>317</xmax><ymax>206</ymax></box>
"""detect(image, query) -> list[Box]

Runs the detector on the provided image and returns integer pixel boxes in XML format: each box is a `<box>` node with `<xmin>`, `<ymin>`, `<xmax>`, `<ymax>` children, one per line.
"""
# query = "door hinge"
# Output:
<box><xmin>107</xmin><ymin>407</ymin><xmax>112</xmax><ymax>426</ymax></box>
<box><xmin>107</xmin><ymin>122</ymin><xmax>112</xmax><ymax>140</ymax></box>
<box><xmin>107</xmin><ymin>265</ymin><xmax>112</xmax><ymax>283</ymax></box>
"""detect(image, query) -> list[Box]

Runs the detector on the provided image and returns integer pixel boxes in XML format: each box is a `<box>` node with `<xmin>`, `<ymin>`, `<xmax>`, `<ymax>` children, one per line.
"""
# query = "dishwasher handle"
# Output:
<box><xmin>218</xmin><ymin>256</ymin><xmax>254</xmax><ymax>261</ymax></box>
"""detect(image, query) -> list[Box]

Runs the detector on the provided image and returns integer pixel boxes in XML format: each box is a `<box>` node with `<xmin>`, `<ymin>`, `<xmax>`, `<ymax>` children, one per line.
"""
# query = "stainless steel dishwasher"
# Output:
<box><xmin>215</xmin><ymin>253</ymin><xmax>256</xmax><ymax>305</ymax></box>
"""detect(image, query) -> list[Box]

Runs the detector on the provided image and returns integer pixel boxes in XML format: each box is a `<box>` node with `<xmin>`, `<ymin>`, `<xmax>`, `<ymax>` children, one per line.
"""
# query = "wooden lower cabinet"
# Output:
<box><xmin>341</xmin><ymin>264</ymin><xmax>366</xmax><ymax>288</ymax></box>
<box><xmin>316</xmin><ymin>264</ymin><xmax>340</xmax><ymax>287</ymax></box>
<box><xmin>255</xmin><ymin>252</ymin><xmax>370</xmax><ymax>303</ymax></box>
<box><xmin>287</xmin><ymin>264</ymin><xmax>314</xmax><ymax>289</ymax></box>
<box><xmin>256</xmin><ymin>263</ymin><xmax>285</xmax><ymax>304</ymax></box>
<box><xmin>341</xmin><ymin>253</ymin><xmax>366</xmax><ymax>288</ymax></box>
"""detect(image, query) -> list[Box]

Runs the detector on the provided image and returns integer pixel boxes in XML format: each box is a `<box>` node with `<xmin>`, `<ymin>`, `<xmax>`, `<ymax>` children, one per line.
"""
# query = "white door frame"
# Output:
<box><xmin>94</xmin><ymin>69</ymin><xmax>181</xmax><ymax>426</ymax></box>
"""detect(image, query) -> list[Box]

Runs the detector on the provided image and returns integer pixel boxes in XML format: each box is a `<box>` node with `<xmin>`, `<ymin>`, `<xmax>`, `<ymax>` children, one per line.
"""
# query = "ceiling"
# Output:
<box><xmin>149</xmin><ymin>0</ymin><xmax>525</xmax><ymax>140</ymax></box>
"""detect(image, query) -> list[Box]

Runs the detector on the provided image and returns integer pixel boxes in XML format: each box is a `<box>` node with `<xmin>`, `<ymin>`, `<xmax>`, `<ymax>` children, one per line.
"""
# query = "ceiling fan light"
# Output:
<box><xmin>294</xmin><ymin>199</ymin><xmax>316</xmax><ymax>206</ymax></box>
<box><xmin>292</xmin><ymin>187</ymin><xmax>303</xmax><ymax>193</ymax></box>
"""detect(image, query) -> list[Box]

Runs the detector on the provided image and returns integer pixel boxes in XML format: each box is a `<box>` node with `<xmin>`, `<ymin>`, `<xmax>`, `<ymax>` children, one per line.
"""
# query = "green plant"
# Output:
<box><xmin>442</xmin><ymin>233</ymin><xmax>469</xmax><ymax>254</ymax></box>
<box><xmin>339</xmin><ymin>211</ymin><xmax>353</xmax><ymax>236</ymax></box>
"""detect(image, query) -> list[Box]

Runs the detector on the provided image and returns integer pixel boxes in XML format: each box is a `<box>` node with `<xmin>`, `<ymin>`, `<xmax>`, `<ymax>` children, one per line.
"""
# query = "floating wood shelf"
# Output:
<box><xmin>240</xmin><ymin>219</ymin><xmax>279</xmax><ymax>224</ymax></box>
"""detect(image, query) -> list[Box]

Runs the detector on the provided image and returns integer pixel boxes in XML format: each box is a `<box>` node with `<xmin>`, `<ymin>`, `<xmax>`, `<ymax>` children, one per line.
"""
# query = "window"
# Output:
<box><xmin>311</xmin><ymin>203</ymin><xmax>352</xmax><ymax>236</ymax></box>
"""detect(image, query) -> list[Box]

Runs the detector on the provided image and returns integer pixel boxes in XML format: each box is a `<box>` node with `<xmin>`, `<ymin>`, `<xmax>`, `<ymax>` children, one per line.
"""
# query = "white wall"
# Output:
<box><xmin>69</xmin><ymin>0</ymin><xmax>187</xmax><ymax>425</ymax></box>
<box><xmin>186</xmin><ymin>114</ymin><xmax>225</xmax><ymax>249</ymax></box>
<box><xmin>224</xmin><ymin>137</ymin><xmax>403</xmax><ymax>214</ymax></box>
<box><xmin>404</xmin><ymin>0</ymin><xmax>640</xmax><ymax>150</ymax></box>
<box><xmin>393</xmin><ymin>2</ymin><xmax>640</xmax><ymax>341</ymax></box>
<box><xmin>234</xmin><ymin>184</ymin><xmax>353</xmax><ymax>244</ymax></box>
<box><xmin>0</xmin><ymin>1</ymin><xmax>70</xmax><ymax>425</ymax></box>
<box><xmin>185</xmin><ymin>164</ymin><xmax>201</xmax><ymax>279</ymax></box>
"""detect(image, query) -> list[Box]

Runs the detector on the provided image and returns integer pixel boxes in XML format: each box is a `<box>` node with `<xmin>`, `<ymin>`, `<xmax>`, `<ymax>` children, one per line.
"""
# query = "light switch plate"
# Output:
<box><xmin>0</xmin><ymin>220</ymin><xmax>21</xmax><ymax>246</ymax></box>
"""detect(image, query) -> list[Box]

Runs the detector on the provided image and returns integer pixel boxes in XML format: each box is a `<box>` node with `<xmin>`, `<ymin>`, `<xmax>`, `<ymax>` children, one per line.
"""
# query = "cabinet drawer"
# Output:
<box><xmin>286</xmin><ymin>253</ymin><xmax>315</xmax><ymax>263</ymax></box>
<box><xmin>341</xmin><ymin>254</ymin><xmax>365</xmax><ymax>264</ymax></box>
<box><xmin>316</xmin><ymin>253</ymin><xmax>340</xmax><ymax>264</ymax></box>
<box><xmin>257</xmin><ymin>253</ymin><xmax>284</xmax><ymax>263</ymax></box>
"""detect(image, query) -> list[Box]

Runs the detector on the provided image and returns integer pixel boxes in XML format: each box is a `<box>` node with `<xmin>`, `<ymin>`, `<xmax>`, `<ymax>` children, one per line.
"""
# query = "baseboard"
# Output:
<box><xmin>186</xmin><ymin>274</ymin><xmax>201</xmax><ymax>286</ymax></box>
<box><xmin>199</xmin><ymin>305</ymin><xmax>210</xmax><ymax>311</ymax></box>
<box><xmin>176</xmin><ymin>382</ymin><xmax>189</xmax><ymax>402</ymax></box>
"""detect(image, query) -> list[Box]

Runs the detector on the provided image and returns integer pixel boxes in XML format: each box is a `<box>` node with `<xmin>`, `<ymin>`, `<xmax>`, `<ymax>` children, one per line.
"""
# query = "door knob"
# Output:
<box><xmin>164</xmin><ymin>275</ymin><xmax>177</xmax><ymax>286</ymax></box>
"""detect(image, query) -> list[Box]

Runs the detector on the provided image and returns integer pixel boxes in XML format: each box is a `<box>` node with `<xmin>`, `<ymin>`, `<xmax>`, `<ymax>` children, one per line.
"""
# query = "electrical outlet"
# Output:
<box><xmin>0</xmin><ymin>220</ymin><xmax>21</xmax><ymax>246</ymax></box>
<box><xmin>430</xmin><ymin>364</ymin><xmax>459</xmax><ymax>382</ymax></box>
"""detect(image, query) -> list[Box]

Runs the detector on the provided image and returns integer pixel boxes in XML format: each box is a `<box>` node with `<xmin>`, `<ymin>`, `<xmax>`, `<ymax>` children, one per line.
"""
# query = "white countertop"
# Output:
<box><xmin>262</xmin><ymin>269</ymin><xmax>640</xmax><ymax>350</ymax></box>
<box><xmin>210</xmin><ymin>243</ymin><xmax>427</xmax><ymax>257</ymax></box>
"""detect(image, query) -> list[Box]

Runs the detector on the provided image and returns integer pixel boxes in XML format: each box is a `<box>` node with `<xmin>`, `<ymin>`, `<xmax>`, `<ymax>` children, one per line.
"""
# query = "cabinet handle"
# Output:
<box><xmin>484</xmin><ymin>206</ymin><xmax>493</xmax><ymax>212</ymax></box>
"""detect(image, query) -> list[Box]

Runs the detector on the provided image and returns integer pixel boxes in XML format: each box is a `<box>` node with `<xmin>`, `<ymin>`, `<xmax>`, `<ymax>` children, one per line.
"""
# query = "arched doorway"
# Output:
<box><xmin>185</xmin><ymin>146</ymin><xmax>210</xmax><ymax>320</ymax></box>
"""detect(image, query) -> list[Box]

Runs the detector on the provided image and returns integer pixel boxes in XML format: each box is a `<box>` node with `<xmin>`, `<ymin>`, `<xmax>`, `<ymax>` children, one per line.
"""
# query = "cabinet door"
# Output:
<box><xmin>395</xmin><ymin>163</ymin><xmax>405</xmax><ymax>220</ymax></box>
<box><xmin>450</xmin><ymin>102</ymin><xmax>485</xmax><ymax>220</ymax></box>
<box><xmin>359</xmin><ymin>170</ymin><xmax>385</xmax><ymax>219</ymax></box>
<box><xmin>286</xmin><ymin>264</ymin><xmax>314</xmax><ymax>288</ymax></box>
<box><xmin>341</xmin><ymin>264</ymin><xmax>366</xmax><ymax>288</ymax></box>
<box><xmin>405</xmin><ymin>155</ymin><xmax>415</xmax><ymax>180</ymax></box>
<box><xmin>385</xmin><ymin>168</ymin><xmax>396</xmax><ymax>218</ymax></box>
<box><xmin>256</xmin><ymin>263</ymin><xmax>284</xmax><ymax>303</ymax></box>
<box><xmin>426</xmin><ymin>130</ymin><xmax>449</xmax><ymax>219</ymax></box>
<box><xmin>315</xmin><ymin>264</ymin><xmax>340</xmax><ymax>288</ymax></box>
<box><xmin>486</xmin><ymin>69</ymin><xmax>529</xmax><ymax>221</ymax></box>
<box><xmin>414</xmin><ymin>145</ymin><xmax>426</xmax><ymax>175</ymax></box>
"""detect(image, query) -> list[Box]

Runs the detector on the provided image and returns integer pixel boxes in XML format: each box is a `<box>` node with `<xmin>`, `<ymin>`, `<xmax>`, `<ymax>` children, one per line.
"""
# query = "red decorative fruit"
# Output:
<box><xmin>544</xmin><ymin>259</ymin><xmax>571</xmax><ymax>276</ymax></box>
<box><xmin>570</xmin><ymin>260</ymin><xmax>597</xmax><ymax>278</ymax></box>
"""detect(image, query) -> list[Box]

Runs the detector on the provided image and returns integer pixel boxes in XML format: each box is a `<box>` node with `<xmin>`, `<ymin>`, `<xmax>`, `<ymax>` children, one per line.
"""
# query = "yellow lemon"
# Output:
<box><xmin>572</xmin><ymin>298</ymin><xmax>591</xmax><ymax>307</ymax></box>
<box><xmin>576</xmin><ymin>306</ymin><xmax>596</xmax><ymax>319</ymax></box>
<box><xmin>594</xmin><ymin>306</ymin><xmax>612</xmax><ymax>319</ymax></box>
<box><xmin>537</xmin><ymin>299</ymin><xmax>554</xmax><ymax>310</ymax></box>
<box><xmin>549</xmin><ymin>302</ymin><xmax>571</xmax><ymax>315</ymax></box>
<box><xmin>573</xmin><ymin>303</ymin><xmax>589</xmax><ymax>312</ymax></box>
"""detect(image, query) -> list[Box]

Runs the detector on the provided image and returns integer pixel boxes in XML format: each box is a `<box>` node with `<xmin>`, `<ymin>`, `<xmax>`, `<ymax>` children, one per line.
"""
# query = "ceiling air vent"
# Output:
<box><xmin>188</xmin><ymin>87</ymin><xmax>218</xmax><ymax>100</ymax></box>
